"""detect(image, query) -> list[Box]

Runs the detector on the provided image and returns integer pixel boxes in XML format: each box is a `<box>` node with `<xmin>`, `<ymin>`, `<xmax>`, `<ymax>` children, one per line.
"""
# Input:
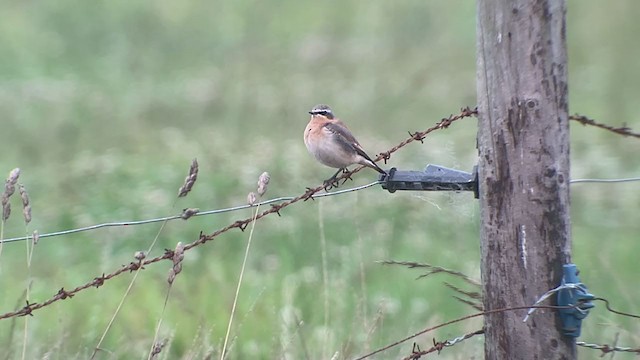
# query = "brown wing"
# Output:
<box><xmin>323</xmin><ymin>121</ymin><xmax>377</xmax><ymax>164</ymax></box>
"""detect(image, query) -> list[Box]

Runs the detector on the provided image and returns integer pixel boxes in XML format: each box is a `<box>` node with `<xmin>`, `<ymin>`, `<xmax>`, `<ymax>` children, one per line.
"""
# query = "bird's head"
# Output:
<box><xmin>309</xmin><ymin>104</ymin><xmax>334</xmax><ymax>119</ymax></box>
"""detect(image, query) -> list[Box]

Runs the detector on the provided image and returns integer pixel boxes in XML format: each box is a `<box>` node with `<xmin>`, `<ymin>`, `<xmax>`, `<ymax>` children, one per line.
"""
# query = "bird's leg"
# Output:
<box><xmin>340</xmin><ymin>168</ymin><xmax>354</xmax><ymax>184</ymax></box>
<box><xmin>323</xmin><ymin>168</ymin><xmax>345</xmax><ymax>190</ymax></box>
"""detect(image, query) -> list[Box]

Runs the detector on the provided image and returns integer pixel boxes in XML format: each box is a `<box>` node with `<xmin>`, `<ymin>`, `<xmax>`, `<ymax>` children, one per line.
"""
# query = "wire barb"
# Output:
<box><xmin>403</xmin><ymin>329</ymin><xmax>484</xmax><ymax>360</ymax></box>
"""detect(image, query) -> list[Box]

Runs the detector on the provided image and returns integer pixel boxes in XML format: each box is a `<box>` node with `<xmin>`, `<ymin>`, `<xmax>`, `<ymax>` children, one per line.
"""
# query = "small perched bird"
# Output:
<box><xmin>304</xmin><ymin>104</ymin><xmax>386</xmax><ymax>186</ymax></box>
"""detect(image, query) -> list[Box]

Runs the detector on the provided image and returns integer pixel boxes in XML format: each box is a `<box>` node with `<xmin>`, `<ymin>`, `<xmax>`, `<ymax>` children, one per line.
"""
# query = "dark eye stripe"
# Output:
<box><xmin>310</xmin><ymin>109</ymin><xmax>333</xmax><ymax>118</ymax></box>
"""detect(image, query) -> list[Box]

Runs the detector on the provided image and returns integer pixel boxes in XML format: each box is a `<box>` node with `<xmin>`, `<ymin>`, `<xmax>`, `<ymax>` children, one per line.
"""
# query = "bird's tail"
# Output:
<box><xmin>365</xmin><ymin>160</ymin><xmax>386</xmax><ymax>174</ymax></box>
<box><xmin>353</xmin><ymin>145</ymin><xmax>387</xmax><ymax>175</ymax></box>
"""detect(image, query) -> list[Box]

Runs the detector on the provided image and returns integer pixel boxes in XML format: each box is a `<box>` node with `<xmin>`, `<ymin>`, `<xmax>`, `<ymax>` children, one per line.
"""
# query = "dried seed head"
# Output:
<box><xmin>247</xmin><ymin>191</ymin><xmax>257</xmax><ymax>205</ymax></box>
<box><xmin>168</xmin><ymin>242</ymin><xmax>185</xmax><ymax>284</ymax></box>
<box><xmin>134</xmin><ymin>251</ymin><xmax>146</xmax><ymax>261</ymax></box>
<box><xmin>8</xmin><ymin>168</ymin><xmax>20</xmax><ymax>184</ymax></box>
<box><xmin>178</xmin><ymin>159</ymin><xmax>199</xmax><ymax>198</ymax></box>
<box><xmin>173</xmin><ymin>262</ymin><xmax>183</xmax><ymax>275</ymax></box>
<box><xmin>19</xmin><ymin>184</ymin><xmax>29</xmax><ymax>207</ymax></box>
<box><xmin>167</xmin><ymin>268</ymin><xmax>176</xmax><ymax>285</ymax></box>
<box><xmin>32</xmin><ymin>230</ymin><xmax>39</xmax><ymax>245</ymax></box>
<box><xmin>3</xmin><ymin>183</ymin><xmax>14</xmax><ymax>201</ymax></box>
<box><xmin>19</xmin><ymin>184</ymin><xmax>31</xmax><ymax>224</ymax></box>
<box><xmin>180</xmin><ymin>207</ymin><xmax>199</xmax><ymax>220</ymax></box>
<box><xmin>22</xmin><ymin>205</ymin><xmax>31</xmax><ymax>224</ymax></box>
<box><xmin>3</xmin><ymin>168</ymin><xmax>20</xmax><ymax>200</ymax></box>
<box><xmin>173</xmin><ymin>242</ymin><xmax>185</xmax><ymax>265</ymax></box>
<box><xmin>257</xmin><ymin>171</ymin><xmax>271</xmax><ymax>197</ymax></box>
<box><xmin>2</xmin><ymin>202</ymin><xmax>10</xmax><ymax>221</ymax></box>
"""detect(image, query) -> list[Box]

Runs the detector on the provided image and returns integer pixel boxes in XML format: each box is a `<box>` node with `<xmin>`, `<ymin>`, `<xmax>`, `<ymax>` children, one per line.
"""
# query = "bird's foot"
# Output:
<box><xmin>323</xmin><ymin>168</ymin><xmax>345</xmax><ymax>190</ymax></box>
<box><xmin>340</xmin><ymin>168</ymin><xmax>354</xmax><ymax>184</ymax></box>
<box><xmin>323</xmin><ymin>177</ymin><xmax>340</xmax><ymax>191</ymax></box>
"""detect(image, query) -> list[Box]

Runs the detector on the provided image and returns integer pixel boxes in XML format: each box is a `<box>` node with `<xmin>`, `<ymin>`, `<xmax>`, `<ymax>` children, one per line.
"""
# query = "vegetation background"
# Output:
<box><xmin>0</xmin><ymin>1</ymin><xmax>638</xmax><ymax>359</ymax></box>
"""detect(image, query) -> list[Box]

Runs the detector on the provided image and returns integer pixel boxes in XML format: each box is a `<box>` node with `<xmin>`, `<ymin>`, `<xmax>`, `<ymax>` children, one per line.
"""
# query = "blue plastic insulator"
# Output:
<box><xmin>557</xmin><ymin>264</ymin><xmax>595</xmax><ymax>337</ymax></box>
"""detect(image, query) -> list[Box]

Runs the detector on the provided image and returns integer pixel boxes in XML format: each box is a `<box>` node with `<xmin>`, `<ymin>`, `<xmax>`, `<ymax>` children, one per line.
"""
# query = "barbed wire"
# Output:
<box><xmin>400</xmin><ymin>330</ymin><xmax>640</xmax><ymax>359</ymax></box>
<box><xmin>0</xmin><ymin>106</ymin><xmax>478</xmax><ymax>321</ymax></box>
<box><xmin>353</xmin><ymin>304</ymin><xmax>572</xmax><ymax>360</ymax></box>
<box><xmin>403</xmin><ymin>329</ymin><xmax>484</xmax><ymax>360</ymax></box>
<box><xmin>577</xmin><ymin>341</ymin><xmax>640</xmax><ymax>355</ymax></box>
<box><xmin>356</xmin><ymin>294</ymin><xmax>640</xmax><ymax>360</ymax></box>
<box><xmin>569</xmin><ymin>114</ymin><xmax>640</xmax><ymax>138</ymax></box>
<box><xmin>0</xmin><ymin>180</ymin><xmax>383</xmax><ymax>244</ymax></box>
<box><xmin>2</xmin><ymin>109</ymin><xmax>638</xmax><ymax>246</ymax></box>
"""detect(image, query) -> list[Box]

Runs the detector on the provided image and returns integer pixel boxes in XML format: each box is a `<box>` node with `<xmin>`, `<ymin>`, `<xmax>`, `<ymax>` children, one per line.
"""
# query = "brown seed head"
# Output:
<box><xmin>3</xmin><ymin>168</ymin><xmax>20</xmax><ymax>200</ymax></box>
<box><xmin>8</xmin><ymin>168</ymin><xmax>20</xmax><ymax>184</ymax></box>
<box><xmin>247</xmin><ymin>192</ymin><xmax>257</xmax><ymax>206</ymax></box>
<box><xmin>178</xmin><ymin>159</ymin><xmax>199</xmax><ymax>197</ymax></box>
<box><xmin>19</xmin><ymin>184</ymin><xmax>29</xmax><ymax>207</ymax></box>
<box><xmin>173</xmin><ymin>242</ymin><xmax>185</xmax><ymax>265</ymax></box>
<box><xmin>2</xmin><ymin>202</ymin><xmax>10</xmax><ymax>221</ymax></box>
<box><xmin>19</xmin><ymin>184</ymin><xmax>31</xmax><ymax>224</ymax></box>
<box><xmin>22</xmin><ymin>205</ymin><xmax>31</xmax><ymax>224</ymax></box>
<box><xmin>3</xmin><ymin>182</ymin><xmax>14</xmax><ymax>201</ymax></box>
<box><xmin>167</xmin><ymin>269</ymin><xmax>176</xmax><ymax>285</ymax></box>
<box><xmin>168</xmin><ymin>242</ymin><xmax>185</xmax><ymax>284</ymax></box>
<box><xmin>257</xmin><ymin>171</ymin><xmax>271</xmax><ymax>197</ymax></box>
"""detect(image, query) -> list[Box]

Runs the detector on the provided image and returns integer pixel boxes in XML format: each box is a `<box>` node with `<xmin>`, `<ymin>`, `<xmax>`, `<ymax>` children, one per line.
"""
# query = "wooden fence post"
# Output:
<box><xmin>476</xmin><ymin>1</ymin><xmax>575</xmax><ymax>358</ymax></box>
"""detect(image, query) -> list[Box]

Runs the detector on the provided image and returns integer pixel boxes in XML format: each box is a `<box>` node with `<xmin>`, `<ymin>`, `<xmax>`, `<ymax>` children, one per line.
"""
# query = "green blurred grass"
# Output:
<box><xmin>0</xmin><ymin>1</ymin><xmax>639</xmax><ymax>359</ymax></box>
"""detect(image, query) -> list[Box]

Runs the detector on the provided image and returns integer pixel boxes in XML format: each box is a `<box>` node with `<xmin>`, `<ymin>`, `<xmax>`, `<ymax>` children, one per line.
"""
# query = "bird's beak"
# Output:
<box><xmin>308</xmin><ymin>111</ymin><xmax>314</xmax><ymax>115</ymax></box>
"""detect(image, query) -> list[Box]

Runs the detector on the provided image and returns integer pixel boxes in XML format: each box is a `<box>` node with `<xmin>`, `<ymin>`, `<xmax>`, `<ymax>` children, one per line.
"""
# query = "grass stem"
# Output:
<box><xmin>220</xmin><ymin>204</ymin><xmax>260</xmax><ymax>360</ymax></box>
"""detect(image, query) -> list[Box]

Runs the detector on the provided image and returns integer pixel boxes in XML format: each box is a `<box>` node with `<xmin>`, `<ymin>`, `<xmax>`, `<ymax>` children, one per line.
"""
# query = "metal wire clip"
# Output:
<box><xmin>379</xmin><ymin>164</ymin><xmax>478</xmax><ymax>198</ymax></box>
